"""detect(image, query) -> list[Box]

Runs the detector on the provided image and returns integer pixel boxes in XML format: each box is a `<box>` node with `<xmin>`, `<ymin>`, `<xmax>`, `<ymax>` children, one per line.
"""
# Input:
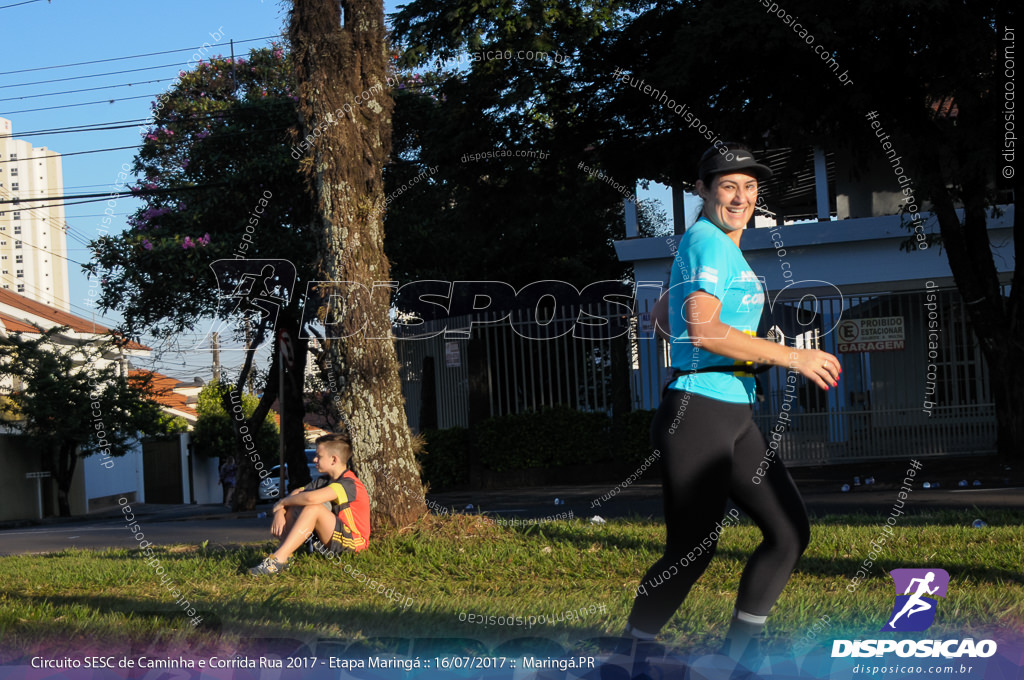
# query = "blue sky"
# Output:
<box><xmin>0</xmin><ymin>0</ymin><xmax>667</xmax><ymax>383</ymax></box>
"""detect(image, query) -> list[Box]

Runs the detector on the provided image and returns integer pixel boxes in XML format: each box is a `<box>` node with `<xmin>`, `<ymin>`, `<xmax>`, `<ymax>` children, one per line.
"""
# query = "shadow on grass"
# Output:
<box><xmin>0</xmin><ymin>588</ymin><xmax>614</xmax><ymax>660</ymax></box>
<box><xmin>526</xmin><ymin>513</ymin><xmax>1024</xmax><ymax>586</ymax></box>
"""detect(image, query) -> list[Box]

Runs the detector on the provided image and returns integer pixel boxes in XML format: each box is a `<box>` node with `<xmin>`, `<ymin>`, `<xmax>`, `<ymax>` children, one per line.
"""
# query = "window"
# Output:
<box><xmin>2</xmin><ymin>284</ymin><xmax>8</xmax><ymax>290</ymax></box>
<box><xmin>11</xmin><ymin>183</ymin><xmax>18</xmax><ymax>191</ymax></box>
<box><xmin>16</xmin><ymin>284</ymin><xmax>24</xmax><ymax>293</ymax></box>
<box><xmin>0</xmin><ymin>241</ymin><xmax>6</xmax><ymax>246</ymax></box>
<box><xmin>12</xmin><ymin>212</ymin><xmax>19</xmax><ymax>220</ymax></box>
<box><xmin>15</xmin><ymin>255</ymin><xmax>22</xmax><ymax>263</ymax></box>
<box><xmin>8</xmin><ymin>154</ymin><xmax>15</xmax><ymax>160</ymax></box>
<box><xmin>14</xmin><ymin>241</ymin><xmax>21</xmax><ymax>249</ymax></box>
<box><xmin>9</xmin><ymin>168</ymin><xmax>16</xmax><ymax>176</ymax></box>
<box><xmin>1</xmin><ymin>255</ymin><xmax>6</xmax><ymax>259</ymax></box>
<box><xmin>13</xmin><ymin>225</ymin><xmax>21</xmax><ymax>235</ymax></box>
<box><xmin>1</xmin><ymin>270</ymin><xmax>7</xmax><ymax>275</ymax></box>
<box><xmin>16</xmin><ymin>269</ymin><xmax>23</xmax><ymax>278</ymax></box>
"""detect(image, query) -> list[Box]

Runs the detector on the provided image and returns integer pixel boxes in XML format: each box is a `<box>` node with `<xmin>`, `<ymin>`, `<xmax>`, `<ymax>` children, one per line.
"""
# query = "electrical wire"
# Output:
<box><xmin>2</xmin><ymin>101</ymin><xmax>294</xmax><ymax>139</ymax></box>
<box><xmin>0</xmin><ymin>0</ymin><xmax>45</xmax><ymax>10</ymax></box>
<box><xmin>1</xmin><ymin>106</ymin><xmax>296</xmax><ymax>151</ymax></box>
<box><xmin>0</xmin><ymin>35</ymin><xmax>284</xmax><ymax>77</ymax></box>
<box><xmin>3</xmin><ymin>118</ymin><xmax>155</xmax><ymax>138</ymax></box>
<box><xmin>0</xmin><ymin>78</ymin><xmax>174</xmax><ymax>104</ymax></box>
<box><xmin>2</xmin><ymin>62</ymin><xmax>199</xmax><ymax>90</ymax></box>
<box><xmin>1</xmin><ymin>92</ymin><xmax>164</xmax><ymax>116</ymax></box>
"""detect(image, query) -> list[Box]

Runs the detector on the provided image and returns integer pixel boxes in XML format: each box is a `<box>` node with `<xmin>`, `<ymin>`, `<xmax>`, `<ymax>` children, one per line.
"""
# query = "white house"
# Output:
<box><xmin>615</xmin><ymin>145</ymin><xmax>1013</xmax><ymax>465</ymax></box>
<box><xmin>0</xmin><ymin>289</ymin><xmax>223</xmax><ymax>520</ymax></box>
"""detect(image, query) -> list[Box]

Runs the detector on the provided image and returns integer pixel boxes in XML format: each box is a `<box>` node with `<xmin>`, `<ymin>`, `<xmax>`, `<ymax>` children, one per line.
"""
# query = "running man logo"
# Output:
<box><xmin>881</xmin><ymin>568</ymin><xmax>949</xmax><ymax>632</ymax></box>
<box><xmin>192</xmin><ymin>259</ymin><xmax>297</xmax><ymax>351</ymax></box>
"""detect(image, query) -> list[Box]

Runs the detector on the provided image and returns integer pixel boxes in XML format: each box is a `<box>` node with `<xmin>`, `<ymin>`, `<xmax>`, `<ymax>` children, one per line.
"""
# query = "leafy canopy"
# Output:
<box><xmin>190</xmin><ymin>381</ymin><xmax>279</xmax><ymax>460</ymax></box>
<box><xmin>86</xmin><ymin>44</ymin><xmax>315</xmax><ymax>343</ymax></box>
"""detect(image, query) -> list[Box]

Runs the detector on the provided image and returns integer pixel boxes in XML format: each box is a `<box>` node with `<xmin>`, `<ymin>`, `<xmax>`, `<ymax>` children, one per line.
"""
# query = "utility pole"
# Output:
<box><xmin>244</xmin><ymin>314</ymin><xmax>255</xmax><ymax>393</ymax></box>
<box><xmin>229</xmin><ymin>39</ymin><xmax>238</xmax><ymax>89</ymax></box>
<box><xmin>211</xmin><ymin>332</ymin><xmax>221</xmax><ymax>383</ymax></box>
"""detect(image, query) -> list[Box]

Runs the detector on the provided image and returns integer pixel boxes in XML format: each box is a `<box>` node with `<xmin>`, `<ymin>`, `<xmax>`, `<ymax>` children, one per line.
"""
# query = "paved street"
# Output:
<box><xmin>1</xmin><ymin>482</ymin><xmax>1021</xmax><ymax>556</ymax></box>
<box><xmin>0</xmin><ymin>513</ymin><xmax>272</xmax><ymax>556</ymax></box>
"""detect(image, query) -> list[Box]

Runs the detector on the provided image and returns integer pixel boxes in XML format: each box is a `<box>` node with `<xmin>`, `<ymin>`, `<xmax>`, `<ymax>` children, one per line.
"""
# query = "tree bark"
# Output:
<box><xmin>290</xmin><ymin>0</ymin><xmax>425</xmax><ymax>528</ymax></box>
<box><xmin>914</xmin><ymin>102</ymin><xmax>1022</xmax><ymax>458</ymax></box>
<box><xmin>281</xmin><ymin>311</ymin><xmax>312</xmax><ymax>491</ymax></box>
<box><xmin>56</xmin><ymin>441</ymin><xmax>77</xmax><ymax>517</ymax></box>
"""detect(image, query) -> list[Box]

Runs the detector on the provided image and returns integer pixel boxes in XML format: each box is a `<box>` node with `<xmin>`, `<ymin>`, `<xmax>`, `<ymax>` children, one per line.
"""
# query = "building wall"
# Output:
<box><xmin>193</xmin><ymin>449</ymin><xmax>221</xmax><ymax>505</ymax></box>
<box><xmin>0</xmin><ymin>433</ymin><xmax>50</xmax><ymax>521</ymax></box>
<box><xmin>0</xmin><ymin>117</ymin><xmax>70</xmax><ymax>310</ymax></box>
<box><xmin>71</xmin><ymin>443</ymin><xmax>146</xmax><ymax>514</ymax></box>
<box><xmin>0</xmin><ymin>433</ymin><xmax>224</xmax><ymax>520</ymax></box>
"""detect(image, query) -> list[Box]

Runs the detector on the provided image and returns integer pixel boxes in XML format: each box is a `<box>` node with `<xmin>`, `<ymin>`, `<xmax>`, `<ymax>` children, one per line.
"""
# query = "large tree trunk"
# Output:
<box><xmin>56</xmin><ymin>442</ymin><xmax>77</xmax><ymax>517</ymax></box>
<box><xmin>281</xmin><ymin>310</ymin><xmax>313</xmax><ymax>491</ymax></box>
<box><xmin>290</xmin><ymin>0</ymin><xmax>425</xmax><ymax>528</ymax></box>
<box><xmin>915</xmin><ymin>100</ymin><xmax>1023</xmax><ymax>459</ymax></box>
<box><xmin>990</xmin><ymin>364</ymin><xmax>1024</xmax><ymax>458</ymax></box>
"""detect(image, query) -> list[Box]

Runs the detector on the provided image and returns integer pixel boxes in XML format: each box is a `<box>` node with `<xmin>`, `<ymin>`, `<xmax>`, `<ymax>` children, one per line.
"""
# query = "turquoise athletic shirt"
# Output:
<box><xmin>666</xmin><ymin>217</ymin><xmax>765</xmax><ymax>404</ymax></box>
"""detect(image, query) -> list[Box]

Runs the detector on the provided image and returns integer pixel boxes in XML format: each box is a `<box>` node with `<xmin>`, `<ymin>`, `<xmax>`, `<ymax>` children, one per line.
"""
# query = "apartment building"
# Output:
<box><xmin>0</xmin><ymin>116</ymin><xmax>70</xmax><ymax>310</ymax></box>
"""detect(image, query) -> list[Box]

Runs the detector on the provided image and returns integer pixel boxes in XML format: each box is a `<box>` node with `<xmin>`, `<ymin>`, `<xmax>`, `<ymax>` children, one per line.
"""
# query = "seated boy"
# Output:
<box><xmin>249</xmin><ymin>432</ymin><xmax>370</xmax><ymax>576</ymax></box>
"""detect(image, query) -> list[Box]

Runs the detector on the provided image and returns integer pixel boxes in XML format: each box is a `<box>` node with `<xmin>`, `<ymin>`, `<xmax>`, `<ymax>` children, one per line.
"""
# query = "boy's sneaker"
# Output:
<box><xmin>248</xmin><ymin>555</ymin><xmax>289</xmax><ymax>576</ymax></box>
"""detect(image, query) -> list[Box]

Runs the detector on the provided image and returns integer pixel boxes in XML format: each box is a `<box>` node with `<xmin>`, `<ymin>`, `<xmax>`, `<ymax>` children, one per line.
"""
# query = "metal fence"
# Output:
<box><xmin>633</xmin><ymin>285</ymin><xmax>998</xmax><ymax>465</ymax></box>
<box><xmin>398</xmin><ymin>286</ymin><xmax>998</xmax><ymax>465</ymax></box>
<box><xmin>396</xmin><ymin>303</ymin><xmax>620</xmax><ymax>431</ymax></box>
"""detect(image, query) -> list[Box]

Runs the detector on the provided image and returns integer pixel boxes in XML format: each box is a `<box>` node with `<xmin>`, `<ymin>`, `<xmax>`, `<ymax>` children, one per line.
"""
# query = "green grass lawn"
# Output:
<box><xmin>1</xmin><ymin>509</ymin><xmax>1022</xmax><ymax>663</ymax></box>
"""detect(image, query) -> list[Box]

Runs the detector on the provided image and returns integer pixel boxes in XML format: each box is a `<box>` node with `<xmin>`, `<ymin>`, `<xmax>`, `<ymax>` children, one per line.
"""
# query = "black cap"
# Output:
<box><xmin>698</xmin><ymin>143</ymin><xmax>773</xmax><ymax>182</ymax></box>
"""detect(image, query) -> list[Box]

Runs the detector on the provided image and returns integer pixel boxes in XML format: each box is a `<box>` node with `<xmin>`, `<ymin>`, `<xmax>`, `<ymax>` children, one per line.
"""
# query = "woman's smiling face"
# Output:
<box><xmin>698</xmin><ymin>171</ymin><xmax>759</xmax><ymax>233</ymax></box>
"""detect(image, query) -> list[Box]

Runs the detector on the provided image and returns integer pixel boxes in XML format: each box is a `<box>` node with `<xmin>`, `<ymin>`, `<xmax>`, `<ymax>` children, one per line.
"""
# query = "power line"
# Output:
<box><xmin>0</xmin><ymin>35</ymin><xmax>284</xmax><ymax>77</ymax></box>
<box><xmin>2</xmin><ymin>61</ymin><xmax>195</xmax><ymax>91</ymax></box>
<box><xmin>1</xmin><ymin>104</ymin><xmax>294</xmax><ymax>144</ymax></box>
<box><xmin>0</xmin><ymin>144</ymin><xmax>142</xmax><ymax>164</ymax></box>
<box><xmin>0</xmin><ymin>0</ymin><xmax>45</xmax><ymax>10</ymax></box>
<box><xmin>0</xmin><ymin>181</ymin><xmax>232</xmax><ymax>206</ymax></box>
<box><xmin>1</xmin><ymin>92</ymin><xmax>161</xmax><ymax>116</ymax></box>
<box><xmin>0</xmin><ymin>78</ymin><xmax>174</xmax><ymax>104</ymax></box>
<box><xmin>0</xmin><ymin>274</ymin><xmax>102</xmax><ymax>321</ymax></box>
<box><xmin>2</xmin><ymin>118</ymin><xmax>152</xmax><ymax>138</ymax></box>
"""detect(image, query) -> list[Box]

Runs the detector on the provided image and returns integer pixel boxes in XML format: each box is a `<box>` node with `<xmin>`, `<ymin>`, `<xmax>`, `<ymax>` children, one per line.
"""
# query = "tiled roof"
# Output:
<box><xmin>129</xmin><ymin>370</ymin><xmax>198</xmax><ymax>422</ymax></box>
<box><xmin>0</xmin><ymin>289</ymin><xmax>149</xmax><ymax>350</ymax></box>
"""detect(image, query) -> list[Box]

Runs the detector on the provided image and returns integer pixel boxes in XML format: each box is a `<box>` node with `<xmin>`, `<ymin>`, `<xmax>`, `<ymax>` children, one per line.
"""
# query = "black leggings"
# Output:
<box><xmin>627</xmin><ymin>390</ymin><xmax>810</xmax><ymax>635</ymax></box>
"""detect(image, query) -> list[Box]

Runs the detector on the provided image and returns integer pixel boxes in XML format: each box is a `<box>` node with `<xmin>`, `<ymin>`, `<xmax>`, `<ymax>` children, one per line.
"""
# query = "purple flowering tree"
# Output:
<box><xmin>87</xmin><ymin>44</ymin><xmax>318</xmax><ymax>509</ymax></box>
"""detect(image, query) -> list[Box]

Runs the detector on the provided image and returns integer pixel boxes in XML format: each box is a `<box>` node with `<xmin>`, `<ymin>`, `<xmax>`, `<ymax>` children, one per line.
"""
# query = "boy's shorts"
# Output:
<box><xmin>317</xmin><ymin>504</ymin><xmax>358</xmax><ymax>555</ymax></box>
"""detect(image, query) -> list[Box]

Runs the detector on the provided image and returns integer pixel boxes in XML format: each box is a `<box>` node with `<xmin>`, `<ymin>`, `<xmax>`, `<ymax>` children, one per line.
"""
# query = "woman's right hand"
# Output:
<box><xmin>789</xmin><ymin>348</ymin><xmax>841</xmax><ymax>391</ymax></box>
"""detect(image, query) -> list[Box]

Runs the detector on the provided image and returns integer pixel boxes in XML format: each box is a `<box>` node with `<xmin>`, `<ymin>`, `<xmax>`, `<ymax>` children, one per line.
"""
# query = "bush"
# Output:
<box><xmin>611</xmin><ymin>408</ymin><xmax>657</xmax><ymax>465</ymax></box>
<box><xmin>474</xmin><ymin>405</ymin><xmax>613</xmax><ymax>472</ymax></box>
<box><xmin>191</xmin><ymin>381</ymin><xmax>278</xmax><ymax>459</ymax></box>
<box><xmin>418</xmin><ymin>427</ymin><xmax>471</xmax><ymax>490</ymax></box>
<box><xmin>418</xmin><ymin>407</ymin><xmax>659</xmax><ymax>490</ymax></box>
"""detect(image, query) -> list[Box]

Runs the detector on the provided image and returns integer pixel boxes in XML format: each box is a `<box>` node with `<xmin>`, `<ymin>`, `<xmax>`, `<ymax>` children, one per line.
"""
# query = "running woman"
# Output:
<box><xmin>626</xmin><ymin>143</ymin><xmax>841</xmax><ymax>667</ymax></box>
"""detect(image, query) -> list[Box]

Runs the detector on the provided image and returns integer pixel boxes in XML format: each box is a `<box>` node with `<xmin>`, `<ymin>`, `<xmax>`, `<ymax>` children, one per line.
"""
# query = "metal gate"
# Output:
<box><xmin>632</xmin><ymin>285</ymin><xmax>997</xmax><ymax>465</ymax></box>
